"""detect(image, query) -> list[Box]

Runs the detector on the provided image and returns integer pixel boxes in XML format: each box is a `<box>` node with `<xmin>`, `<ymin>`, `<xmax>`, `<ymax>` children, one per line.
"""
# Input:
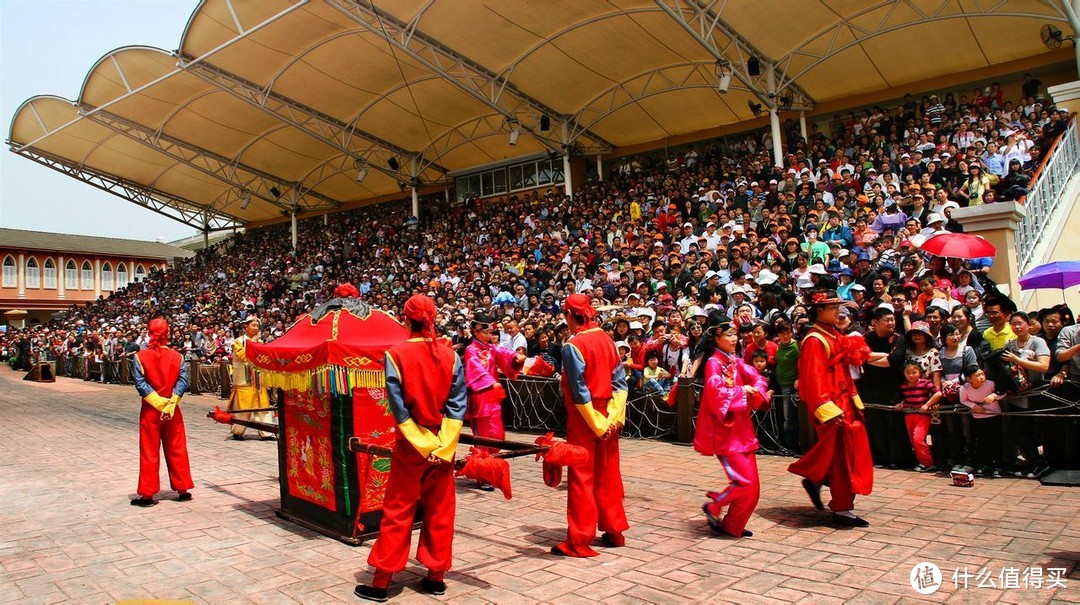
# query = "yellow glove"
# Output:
<box><xmin>431</xmin><ymin>418</ymin><xmax>464</xmax><ymax>463</ymax></box>
<box><xmin>608</xmin><ymin>390</ymin><xmax>628</xmax><ymax>428</ymax></box>
<box><xmin>397</xmin><ymin>418</ymin><xmax>440</xmax><ymax>458</ymax></box>
<box><xmin>575</xmin><ymin>402</ymin><xmax>611</xmax><ymax>438</ymax></box>
<box><xmin>144</xmin><ymin>392</ymin><xmax>171</xmax><ymax>413</ymax></box>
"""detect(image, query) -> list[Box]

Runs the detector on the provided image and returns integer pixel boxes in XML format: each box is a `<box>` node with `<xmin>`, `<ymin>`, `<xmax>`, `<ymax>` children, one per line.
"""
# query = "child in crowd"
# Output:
<box><xmin>959</xmin><ymin>366</ymin><xmax>1003</xmax><ymax>478</ymax></box>
<box><xmin>749</xmin><ymin>349</ymin><xmax>772</xmax><ymax>389</ymax></box>
<box><xmin>772</xmin><ymin>321</ymin><xmax>800</xmax><ymax>452</ymax></box>
<box><xmin>896</xmin><ymin>362</ymin><xmax>941</xmax><ymax>472</ymax></box>
<box><xmin>643</xmin><ymin>351</ymin><xmax>673</xmax><ymax>396</ymax></box>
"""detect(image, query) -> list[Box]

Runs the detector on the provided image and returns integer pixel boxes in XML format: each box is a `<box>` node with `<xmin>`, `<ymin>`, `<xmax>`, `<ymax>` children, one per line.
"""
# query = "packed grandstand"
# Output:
<box><xmin>5</xmin><ymin>82</ymin><xmax>1080</xmax><ymax>478</ymax></box>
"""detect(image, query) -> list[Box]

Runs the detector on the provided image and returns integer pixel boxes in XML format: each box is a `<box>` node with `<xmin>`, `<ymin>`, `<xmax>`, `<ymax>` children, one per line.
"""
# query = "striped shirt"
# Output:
<box><xmin>899</xmin><ymin>378</ymin><xmax>937</xmax><ymax>409</ymax></box>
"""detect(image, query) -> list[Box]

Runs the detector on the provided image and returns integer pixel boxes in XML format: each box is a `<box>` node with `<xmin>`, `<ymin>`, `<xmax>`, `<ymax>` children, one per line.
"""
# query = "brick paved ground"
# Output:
<box><xmin>1</xmin><ymin>366</ymin><xmax>1078</xmax><ymax>604</ymax></box>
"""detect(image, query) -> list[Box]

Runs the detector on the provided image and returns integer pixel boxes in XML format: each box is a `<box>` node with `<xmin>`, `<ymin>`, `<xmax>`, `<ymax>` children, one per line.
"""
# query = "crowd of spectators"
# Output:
<box><xmin>5</xmin><ymin>78</ymin><xmax>1080</xmax><ymax>478</ymax></box>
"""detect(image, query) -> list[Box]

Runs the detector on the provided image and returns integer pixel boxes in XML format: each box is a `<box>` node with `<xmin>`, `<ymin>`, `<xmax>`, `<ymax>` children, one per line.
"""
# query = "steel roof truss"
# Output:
<box><xmin>774</xmin><ymin>1</ymin><xmax>1069</xmax><ymax>94</ymax></box>
<box><xmin>655</xmin><ymin>0</ymin><xmax>814</xmax><ymax>109</ymax></box>
<box><xmin>178</xmin><ymin>56</ymin><xmax>445</xmax><ymax>185</ymax></box>
<box><xmin>15</xmin><ymin>147</ymin><xmax>241</xmax><ymax>231</ymax></box>
<box><xmin>81</xmin><ymin>107</ymin><xmax>339</xmax><ymax>212</ymax></box>
<box><xmin>569</xmin><ymin>61</ymin><xmax>750</xmax><ymax>142</ymax></box>
<box><xmin>327</xmin><ymin>0</ymin><xmax>614</xmax><ymax>155</ymax></box>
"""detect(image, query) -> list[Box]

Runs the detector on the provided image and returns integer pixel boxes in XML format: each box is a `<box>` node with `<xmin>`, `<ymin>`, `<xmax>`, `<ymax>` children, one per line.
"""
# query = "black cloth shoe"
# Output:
<box><xmin>476</xmin><ymin>483</ymin><xmax>495</xmax><ymax>492</ymax></box>
<box><xmin>601</xmin><ymin>532</ymin><xmax>625</xmax><ymax>547</ymax></box>
<box><xmin>550</xmin><ymin>545</ymin><xmax>568</xmax><ymax>556</ymax></box>
<box><xmin>831</xmin><ymin>513</ymin><xmax>869</xmax><ymax>528</ymax></box>
<box><xmin>130</xmin><ymin>497</ymin><xmax>155</xmax><ymax>507</ymax></box>
<box><xmin>177</xmin><ymin>492</ymin><xmax>192</xmax><ymax>502</ymax></box>
<box><xmin>231</xmin><ymin>434</ymin><xmax>245</xmax><ymax>441</ymax></box>
<box><xmin>353</xmin><ymin>585</ymin><xmax>388</xmax><ymax>602</ymax></box>
<box><xmin>702</xmin><ymin>503</ymin><xmax>723</xmax><ymax>534</ymax></box>
<box><xmin>802</xmin><ymin>479</ymin><xmax>824</xmax><ymax>510</ymax></box>
<box><xmin>419</xmin><ymin>577</ymin><xmax>446</xmax><ymax>595</ymax></box>
<box><xmin>740</xmin><ymin>529</ymin><xmax>753</xmax><ymax>537</ymax></box>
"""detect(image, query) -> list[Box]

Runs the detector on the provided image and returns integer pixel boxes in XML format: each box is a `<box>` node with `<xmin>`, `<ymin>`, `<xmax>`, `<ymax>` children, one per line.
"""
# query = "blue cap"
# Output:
<box><xmin>839</xmin><ymin>267</ymin><xmax>854</xmax><ymax>277</ymax></box>
<box><xmin>856</xmin><ymin>251</ymin><xmax>871</xmax><ymax>261</ymax></box>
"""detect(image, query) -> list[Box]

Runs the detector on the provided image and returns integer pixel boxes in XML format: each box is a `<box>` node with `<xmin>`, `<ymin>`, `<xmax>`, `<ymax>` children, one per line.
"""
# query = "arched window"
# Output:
<box><xmin>101</xmin><ymin>262</ymin><xmax>113</xmax><ymax>291</ymax></box>
<box><xmin>81</xmin><ymin>261</ymin><xmax>93</xmax><ymax>290</ymax></box>
<box><xmin>66</xmin><ymin>260</ymin><xmax>78</xmax><ymax>290</ymax></box>
<box><xmin>43</xmin><ymin>258</ymin><xmax>56</xmax><ymax>289</ymax></box>
<box><xmin>134</xmin><ymin>264</ymin><xmax>147</xmax><ymax>282</ymax></box>
<box><xmin>25</xmin><ymin>258</ymin><xmax>40</xmax><ymax>289</ymax></box>
<box><xmin>2</xmin><ymin>256</ymin><xmax>14</xmax><ymax>288</ymax></box>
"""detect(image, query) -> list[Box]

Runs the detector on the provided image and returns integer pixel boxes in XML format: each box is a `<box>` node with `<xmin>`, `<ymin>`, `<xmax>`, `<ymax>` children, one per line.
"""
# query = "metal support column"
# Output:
<box><xmin>799</xmin><ymin>111</ymin><xmax>808</xmax><ymax>143</ymax></box>
<box><xmin>596</xmin><ymin>155</ymin><xmax>603</xmax><ymax>181</ymax></box>
<box><xmin>291</xmin><ymin>209</ymin><xmax>298</xmax><ymax>250</ymax></box>
<box><xmin>768</xmin><ymin>69</ymin><xmax>783</xmax><ymax>167</ymax></box>
<box><xmin>411</xmin><ymin>186</ymin><xmax>419</xmax><ymax>219</ymax></box>
<box><xmin>562</xmin><ymin>121</ymin><xmax>573</xmax><ymax>199</ymax></box>
<box><xmin>1065</xmin><ymin>0</ymin><xmax>1080</xmax><ymax>77</ymax></box>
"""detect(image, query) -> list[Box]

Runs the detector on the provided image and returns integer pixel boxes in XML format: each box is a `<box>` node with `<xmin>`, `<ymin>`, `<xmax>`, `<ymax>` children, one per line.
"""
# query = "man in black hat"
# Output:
<box><xmin>788</xmin><ymin>290</ymin><xmax>874</xmax><ymax>527</ymax></box>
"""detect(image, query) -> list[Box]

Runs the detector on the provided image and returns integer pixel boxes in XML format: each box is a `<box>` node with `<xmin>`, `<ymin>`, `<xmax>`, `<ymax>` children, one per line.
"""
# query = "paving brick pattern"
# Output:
<box><xmin>1</xmin><ymin>366</ymin><xmax>1077</xmax><ymax>604</ymax></box>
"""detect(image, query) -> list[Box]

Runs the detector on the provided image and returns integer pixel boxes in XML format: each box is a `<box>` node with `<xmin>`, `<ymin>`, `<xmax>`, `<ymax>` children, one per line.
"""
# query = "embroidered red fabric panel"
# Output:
<box><xmin>284</xmin><ymin>390</ymin><xmax>336</xmax><ymax>510</ymax></box>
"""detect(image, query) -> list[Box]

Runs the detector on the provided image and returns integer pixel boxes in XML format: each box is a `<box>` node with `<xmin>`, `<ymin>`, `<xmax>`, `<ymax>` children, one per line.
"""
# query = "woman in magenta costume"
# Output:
<box><xmin>463</xmin><ymin>312</ymin><xmax>525</xmax><ymax>482</ymax></box>
<box><xmin>695</xmin><ymin>320</ymin><xmax>771</xmax><ymax>538</ymax></box>
<box><xmin>788</xmin><ymin>289</ymin><xmax>874</xmax><ymax>527</ymax></box>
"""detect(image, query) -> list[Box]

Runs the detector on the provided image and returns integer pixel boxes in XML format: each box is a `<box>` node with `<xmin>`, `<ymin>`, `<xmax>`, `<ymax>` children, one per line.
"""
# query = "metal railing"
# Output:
<box><xmin>1017</xmin><ymin>118</ymin><xmax>1080</xmax><ymax>274</ymax></box>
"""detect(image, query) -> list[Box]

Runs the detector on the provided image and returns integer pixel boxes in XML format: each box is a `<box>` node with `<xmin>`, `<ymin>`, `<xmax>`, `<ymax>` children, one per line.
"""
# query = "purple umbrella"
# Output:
<box><xmin>1019</xmin><ymin>261</ymin><xmax>1080</xmax><ymax>290</ymax></box>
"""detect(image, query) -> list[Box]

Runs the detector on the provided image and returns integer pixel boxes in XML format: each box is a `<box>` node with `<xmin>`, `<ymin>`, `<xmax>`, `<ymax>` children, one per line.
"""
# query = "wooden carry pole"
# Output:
<box><xmin>206</xmin><ymin>410</ymin><xmax>279</xmax><ymax>436</ymax></box>
<box><xmin>347</xmin><ymin>436</ymin><xmax>550</xmax><ymax>469</ymax></box>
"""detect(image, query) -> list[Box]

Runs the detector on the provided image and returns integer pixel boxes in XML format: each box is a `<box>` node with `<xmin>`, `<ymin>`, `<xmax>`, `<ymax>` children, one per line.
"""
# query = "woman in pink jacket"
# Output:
<box><xmin>463</xmin><ymin>313</ymin><xmax>524</xmax><ymax>490</ymax></box>
<box><xmin>695</xmin><ymin>320</ymin><xmax>771</xmax><ymax>538</ymax></box>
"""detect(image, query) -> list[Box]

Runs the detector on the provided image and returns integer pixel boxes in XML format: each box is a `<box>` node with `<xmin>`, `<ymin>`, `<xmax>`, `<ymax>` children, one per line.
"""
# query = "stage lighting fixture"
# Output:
<box><xmin>748</xmin><ymin>100</ymin><xmax>764</xmax><ymax>118</ymax></box>
<box><xmin>540</xmin><ymin>115</ymin><xmax>551</xmax><ymax>131</ymax></box>
<box><xmin>747</xmin><ymin>57</ymin><xmax>760</xmax><ymax>76</ymax></box>
<box><xmin>270</xmin><ymin>186</ymin><xmax>282</xmax><ymax>199</ymax></box>
<box><xmin>239</xmin><ymin>191</ymin><xmax>251</xmax><ymax>209</ymax></box>
<box><xmin>354</xmin><ymin>159</ymin><xmax>368</xmax><ymax>183</ymax></box>
<box><xmin>716</xmin><ymin>61</ymin><xmax>731</xmax><ymax>93</ymax></box>
<box><xmin>388</xmin><ymin>157</ymin><xmax>400</xmax><ymax>171</ymax></box>
<box><xmin>509</xmin><ymin>124</ymin><xmax>521</xmax><ymax>146</ymax></box>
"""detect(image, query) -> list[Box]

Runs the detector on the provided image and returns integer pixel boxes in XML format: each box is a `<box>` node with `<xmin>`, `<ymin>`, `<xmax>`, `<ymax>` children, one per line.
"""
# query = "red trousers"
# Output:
<box><xmin>706</xmin><ymin>452</ymin><xmax>759</xmax><ymax>537</ymax></box>
<box><xmin>814</xmin><ymin>423</ymin><xmax>855</xmax><ymax>512</ymax></box>
<box><xmin>557</xmin><ymin>407</ymin><xmax>629</xmax><ymax>557</ymax></box>
<box><xmin>905</xmin><ymin>414</ymin><xmax>934</xmax><ymax>467</ymax></box>
<box><xmin>368</xmin><ymin>441</ymin><xmax>455</xmax><ymax>575</ymax></box>
<box><xmin>137</xmin><ymin>402</ymin><xmax>193</xmax><ymax>497</ymax></box>
<box><xmin>470</xmin><ymin>413</ymin><xmax>505</xmax><ymax>456</ymax></box>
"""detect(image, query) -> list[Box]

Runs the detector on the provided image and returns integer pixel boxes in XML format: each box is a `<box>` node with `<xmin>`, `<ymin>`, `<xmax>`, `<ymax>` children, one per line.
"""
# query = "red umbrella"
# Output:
<box><xmin>919</xmin><ymin>233</ymin><xmax>997</xmax><ymax>259</ymax></box>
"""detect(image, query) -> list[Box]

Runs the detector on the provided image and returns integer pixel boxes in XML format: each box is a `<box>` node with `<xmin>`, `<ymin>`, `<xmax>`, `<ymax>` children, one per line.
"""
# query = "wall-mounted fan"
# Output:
<box><xmin>1041</xmin><ymin>24</ymin><xmax>1075</xmax><ymax>49</ymax></box>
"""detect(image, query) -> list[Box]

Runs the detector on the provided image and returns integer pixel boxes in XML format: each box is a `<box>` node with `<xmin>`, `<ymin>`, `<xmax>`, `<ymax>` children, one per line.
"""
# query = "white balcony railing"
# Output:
<box><xmin>1016</xmin><ymin>119</ymin><xmax>1080</xmax><ymax>274</ymax></box>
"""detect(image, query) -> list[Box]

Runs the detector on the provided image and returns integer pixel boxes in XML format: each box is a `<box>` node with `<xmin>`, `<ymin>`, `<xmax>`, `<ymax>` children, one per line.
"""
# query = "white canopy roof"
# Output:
<box><xmin>8</xmin><ymin>0</ymin><xmax>1071</xmax><ymax>229</ymax></box>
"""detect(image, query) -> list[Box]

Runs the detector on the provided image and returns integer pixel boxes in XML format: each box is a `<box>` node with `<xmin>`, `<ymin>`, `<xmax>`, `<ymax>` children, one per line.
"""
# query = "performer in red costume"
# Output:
<box><xmin>788</xmin><ymin>290</ymin><xmax>874</xmax><ymax>527</ymax></box>
<box><xmin>355</xmin><ymin>295</ymin><xmax>467</xmax><ymax>602</ymax></box>
<box><xmin>463</xmin><ymin>312</ymin><xmax>524</xmax><ymax>491</ymax></box>
<box><xmin>552</xmin><ymin>293</ymin><xmax>630</xmax><ymax>557</ymax></box>
<box><xmin>696</xmin><ymin>321</ymin><xmax>771</xmax><ymax>538</ymax></box>
<box><xmin>130</xmin><ymin>317</ymin><xmax>193</xmax><ymax>506</ymax></box>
